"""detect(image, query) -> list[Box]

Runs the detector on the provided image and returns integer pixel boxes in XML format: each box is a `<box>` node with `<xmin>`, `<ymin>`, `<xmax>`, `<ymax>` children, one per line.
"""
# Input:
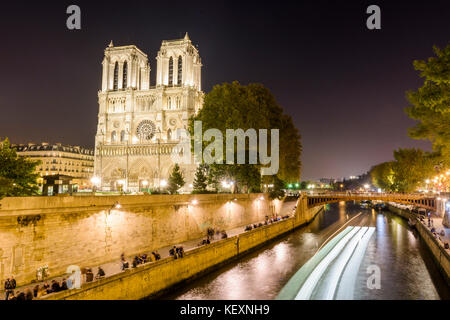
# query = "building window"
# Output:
<box><xmin>168</xmin><ymin>97</ymin><xmax>171</xmax><ymax>109</ymax></box>
<box><xmin>167</xmin><ymin>129</ymin><xmax>172</xmax><ymax>141</ymax></box>
<box><xmin>120</xmin><ymin>130</ymin><xmax>125</xmax><ymax>142</ymax></box>
<box><xmin>123</xmin><ymin>61</ymin><xmax>128</xmax><ymax>89</ymax></box>
<box><xmin>113</xmin><ymin>62</ymin><xmax>119</xmax><ymax>91</ymax></box>
<box><xmin>177</xmin><ymin>56</ymin><xmax>182</xmax><ymax>85</ymax></box>
<box><xmin>168</xmin><ymin>57</ymin><xmax>173</xmax><ymax>86</ymax></box>
<box><xmin>111</xmin><ymin>131</ymin><xmax>117</xmax><ymax>142</ymax></box>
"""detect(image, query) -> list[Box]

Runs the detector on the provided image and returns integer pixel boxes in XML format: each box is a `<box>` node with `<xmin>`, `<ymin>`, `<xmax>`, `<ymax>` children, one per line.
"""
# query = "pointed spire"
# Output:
<box><xmin>184</xmin><ymin>32</ymin><xmax>190</xmax><ymax>41</ymax></box>
<box><xmin>108</xmin><ymin>40</ymin><xmax>114</xmax><ymax>48</ymax></box>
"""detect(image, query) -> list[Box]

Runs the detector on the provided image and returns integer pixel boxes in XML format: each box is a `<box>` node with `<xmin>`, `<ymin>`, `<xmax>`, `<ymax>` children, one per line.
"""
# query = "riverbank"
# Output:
<box><xmin>387</xmin><ymin>204</ymin><xmax>450</xmax><ymax>286</ymax></box>
<box><xmin>41</xmin><ymin>204</ymin><xmax>323</xmax><ymax>300</ymax></box>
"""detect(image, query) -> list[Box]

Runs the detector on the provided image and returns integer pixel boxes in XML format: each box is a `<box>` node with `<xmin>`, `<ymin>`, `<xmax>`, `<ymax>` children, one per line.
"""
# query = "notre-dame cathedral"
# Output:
<box><xmin>94</xmin><ymin>33</ymin><xmax>203</xmax><ymax>192</ymax></box>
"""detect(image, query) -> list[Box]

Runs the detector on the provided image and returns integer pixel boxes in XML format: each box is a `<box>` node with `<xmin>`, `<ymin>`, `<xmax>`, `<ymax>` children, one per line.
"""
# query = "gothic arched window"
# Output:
<box><xmin>177</xmin><ymin>56</ymin><xmax>182</xmax><ymax>85</ymax></box>
<box><xmin>167</xmin><ymin>97</ymin><xmax>171</xmax><ymax>109</ymax></box>
<box><xmin>120</xmin><ymin>130</ymin><xmax>125</xmax><ymax>142</ymax></box>
<box><xmin>113</xmin><ymin>62</ymin><xmax>119</xmax><ymax>91</ymax></box>
<box><xmin>167</xmin><ymin>129</ymin><xmax>172</xmax><ymax>141</ymax></box>
<box><xmin>168</xmin><ymin>57</ymin><xmax>173</xmax><ymax>86</ymax></box>
<box><xmin>111</xmin><ymin>131</ymin><xmax>117</xmax><ymax>142</ymax></box>
<box><xmin>122</xmin><ymin>61</ymin><xmax>128</xmax><ymax>89</ymax></box>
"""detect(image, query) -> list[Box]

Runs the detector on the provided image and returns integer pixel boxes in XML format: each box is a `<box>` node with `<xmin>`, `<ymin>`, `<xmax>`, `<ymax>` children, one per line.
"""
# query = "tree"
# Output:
<box><xmin>370</xmin><ymin>148</ymin><xmax>438</xmax><ymax>193</ymax></box>
<box><xmin>0</xmin><ymin>138</ymin><xmax>41</xmax><ymax>199</ymax></box>
<box><xmin>370</xmin><ymin>162</ymin><xmax>395</xmax><ymax>191</ymax></box>
<box><xmin>167</xmin><ymin>163</ymin><xmax>185</xmax><ymax>194</ymax></box>
<box><xmin>391</xmin><ymin>148</ymin><xmax>436</xmax><ymax>192</ymax></box>
<box><xmin>268</xmin><ymin>175</ymin><xmax>285</xmax><ymax>200</ymax></box>
<box><xmin>189</xmin><ymin>81</ymin><xmax>302</xmax><ymax>193</ymax></box>
<box><xmin>192</xmin><ymin>164</ymin><xmax>208</xmax><ymax>193</ymax></box>
<box><xmin>405</xmin><ymin>44</ymin><xmax>450</xmax><ymax>165</ymax></box>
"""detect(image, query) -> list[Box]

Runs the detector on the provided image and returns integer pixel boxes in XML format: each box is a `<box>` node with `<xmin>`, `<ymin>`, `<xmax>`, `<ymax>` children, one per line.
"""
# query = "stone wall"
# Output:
<box><xmin>42</xmin><ymin>203</ymin><xmax>323</xmax><ymax>300</ymax></box>
<box><xmin>0</xmin><ymin>193</ymin><xmax>280</xmax><ymax>285</ymax></box>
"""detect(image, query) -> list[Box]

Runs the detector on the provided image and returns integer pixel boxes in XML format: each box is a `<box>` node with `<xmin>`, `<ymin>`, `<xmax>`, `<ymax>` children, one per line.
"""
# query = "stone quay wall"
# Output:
<box><xmin>0</xmin><ymin>193</ymin><xmax>283</xmax><ymax>285</ymax></box>
<box><xmin>387</xmin><ymin>204</ymin><xmax>450</xmax><ymax>286</ymax></box>
<box><xmin>43</xmin><ymin>202</ymin><xmax>323</xmax><ymax>300</ymax></box>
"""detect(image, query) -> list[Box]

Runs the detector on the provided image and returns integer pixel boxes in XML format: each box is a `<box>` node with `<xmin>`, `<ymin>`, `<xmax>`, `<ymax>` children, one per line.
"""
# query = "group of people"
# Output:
<box><xmin>121</xmin><ymin>251</ymin><xmax>161</xmax><ymax>270</ymax></box>
<box><xmin>169</xmin><ymin>246</ymin><xmax>185</xmax><ymax>259</ymax></box>
<box><xmin>419</xmin><ymin>214</ymin><xmax>449</xmax><ymax>250</ymax></box>
<box><xmin>244</xmin><ymin>215</ymin><xmax>288</xmax><ymax>232</ymax></box>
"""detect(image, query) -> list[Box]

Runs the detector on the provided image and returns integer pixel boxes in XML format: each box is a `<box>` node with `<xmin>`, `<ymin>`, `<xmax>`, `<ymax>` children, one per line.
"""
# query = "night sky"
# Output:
<box><xmin>1</xmin><ymin>1</ymin><xmax>449</xmax><ymax>180</ymax></box>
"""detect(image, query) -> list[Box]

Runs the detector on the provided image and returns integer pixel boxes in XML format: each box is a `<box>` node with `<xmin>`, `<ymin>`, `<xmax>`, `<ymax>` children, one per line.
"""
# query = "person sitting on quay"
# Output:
<box><xmin>95</xmin><ymin>267</ymin><xmax>106</xmax><ymax>280</ymax></box>
<box><xmin>85</xmin><ymin>268</ymin><xmax>94</xmax><ymax>282</ymax></box>
<box><xmin>7</xmin><ymin>292</ymin><xmax>16</xmax><ymax>301</ymax></box>
<box><xmin>132</xmin><ymin>256</ymin><xmax>141</xmax><ymax>268</ymax></box>
<box><xmin>152</xmin><ymin>251</ymin><xmax>161</xmax><ymax>261</ymax></box>
<box><xmin>60</xmin><ymin>278</ymin><xmax>68</xmax><ymax>290</ymax></box>
<box><xmin>50</xmin><ymin>279</ymin><xmax>61</xmax><ymax>293</ymax></box>
<box><xmin>25</xmin><ymin>288</ymin><xmax>33</xmax><ymax>300</ymax></box>
<box><xmin>121</xmin><ymin>254</ymin><xmax>130</xmax><ymax>270</ymax></box>
<box><xmin>176</xmin><ymin>246</ymin><xmax>185</xmax><ymax>258</ymax></box>
<box><xmin>169</xmin><ymin>246</ymin><xmax>179</xmax><ymax>259</ymax></box>
<box><xmin>16</xmin><ymin>291</ymin><xmax>26</xmax><ymax>301</ymax></box>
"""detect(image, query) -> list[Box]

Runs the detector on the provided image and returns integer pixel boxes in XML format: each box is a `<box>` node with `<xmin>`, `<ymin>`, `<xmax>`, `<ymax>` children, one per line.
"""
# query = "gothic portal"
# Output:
<box><xmin>94</xmin><ymin>33</ymin><xmax>203</xmax><ymax>192</ymax></box>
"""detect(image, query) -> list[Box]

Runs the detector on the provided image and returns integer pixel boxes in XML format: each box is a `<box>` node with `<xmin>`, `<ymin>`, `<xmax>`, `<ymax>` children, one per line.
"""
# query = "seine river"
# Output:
<box><xmin>161</xmin><ymin>202</ymin><xmax>450</xmax><ymax>300</ymax></box>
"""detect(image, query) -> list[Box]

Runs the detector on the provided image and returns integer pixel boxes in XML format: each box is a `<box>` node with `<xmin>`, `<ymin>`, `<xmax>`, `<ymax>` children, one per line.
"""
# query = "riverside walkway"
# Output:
<box><xmin>1</xmin><ymin>200</ymin><xmax>298</xmax><ymax>300</ymax></box>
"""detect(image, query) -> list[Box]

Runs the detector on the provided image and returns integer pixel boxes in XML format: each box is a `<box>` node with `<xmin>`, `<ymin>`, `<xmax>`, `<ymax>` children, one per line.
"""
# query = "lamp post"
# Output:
<box><xmin>90</xmin><ymin>176</ymin><xmax>101</xmax><ymax>193</ymax></box>
<box><xmin>141</xmin><ymin>180</ymin><xmax>148</xmax><ymax>193</ymax></box>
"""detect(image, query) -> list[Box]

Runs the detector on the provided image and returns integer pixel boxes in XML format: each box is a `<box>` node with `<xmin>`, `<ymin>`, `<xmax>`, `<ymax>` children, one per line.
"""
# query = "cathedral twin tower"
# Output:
<box><xmin>94</xmin><ymin>33</ymin><xmax>203</xmax><ymax>192</ymax></box>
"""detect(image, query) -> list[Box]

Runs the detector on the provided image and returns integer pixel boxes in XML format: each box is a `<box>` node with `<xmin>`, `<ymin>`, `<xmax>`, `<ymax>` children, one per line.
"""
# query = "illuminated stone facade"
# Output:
<box><xmin>12</xmin><ymin>143</ymin><xmax>94</xmax><ymax>190</ymax></box>
<box><xmin>94</xmin><ymin>33</ymin><xmax>203</xmax><ymax>192</ymax></box>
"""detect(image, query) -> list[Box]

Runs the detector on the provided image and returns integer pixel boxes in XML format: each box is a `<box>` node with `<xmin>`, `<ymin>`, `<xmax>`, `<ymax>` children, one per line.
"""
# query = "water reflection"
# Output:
<box><xmin>161</xmin><ymin>203</ymin><xmax>449</xmax><ymax>300</ymax></box>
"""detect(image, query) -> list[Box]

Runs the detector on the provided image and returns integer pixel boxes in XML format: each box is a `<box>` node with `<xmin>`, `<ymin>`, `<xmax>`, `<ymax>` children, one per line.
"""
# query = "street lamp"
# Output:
<box><xmin>160</xmin><ymin>179</ymin><xmax>167</xmax><ymax>188</ymax></box>
<box><xmin>117</xmin><ymin>179</ymin><xmax>125</xmax><ymax>193</ymax></box>
<box><xmin>141</xmin><ymin>180</ymin><xmax>148</xmax><ymax>192</ymax></box>
<box><xmin>90</xmin><ymin>176</ymin><xmax>101</xmax><ymax>193</ymax></box>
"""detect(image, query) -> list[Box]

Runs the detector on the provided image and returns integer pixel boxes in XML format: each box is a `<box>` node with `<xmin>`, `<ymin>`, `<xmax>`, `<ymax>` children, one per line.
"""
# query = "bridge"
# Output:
<box><xmin>305</xmin><ymin>192</ymin><xmax>438</xmax><ymax>211</ymax></box>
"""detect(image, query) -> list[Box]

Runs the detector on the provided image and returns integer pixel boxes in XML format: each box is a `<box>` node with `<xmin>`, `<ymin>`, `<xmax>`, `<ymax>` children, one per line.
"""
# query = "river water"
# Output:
<box><xmin>162</xmin><ymin>202</ymin><xmax>450</xmax><ymax>300</ymax></box>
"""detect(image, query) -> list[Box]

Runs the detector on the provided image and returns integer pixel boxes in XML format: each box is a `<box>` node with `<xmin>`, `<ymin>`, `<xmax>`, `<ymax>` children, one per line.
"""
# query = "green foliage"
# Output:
<box><xmin>167</xmin><ymin>163</ymin><xmax>185</xmax><ymax>194</ymax></box>
<box><xmin>0</xmin><ymin>138</ymin><xmax>41</xmax><ymax>198</ymax></box>
<box><xmin>405</xmin><ymin>44</ymin><xmax>450</xmax><ymax>164</ymax></box>
<box><xmin>192</xmin><ymin>164</ymin><xmax>208</xmax><ymax>193</ymax></box>
<box><xmin>268</xmin><ymin>175</ymin><xmax>285</xmax><ymax>200</ymax></box>
<box><xmin>189</xmin><ymin>81</ymin><xmax>302</xmax><ymax>193</ymax></box>
<box><xmin>370</xmin><ymin>162</ymin><xmax>395</xmax><ymax>191</ymax></box>
<box><xmin>370</xmin><ymin>148</ymin><xmax>439</xmax><ymax>192</ymax></box>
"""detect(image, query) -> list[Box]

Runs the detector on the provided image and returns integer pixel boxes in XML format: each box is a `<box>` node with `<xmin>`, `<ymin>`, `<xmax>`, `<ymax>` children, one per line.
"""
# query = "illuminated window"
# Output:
<box><xmin>177</xmin><ymin>56</ymin><xmax>182</xmax><ymax>85</ymax></box>
<box><xmin>113</xmin><ymin>62</ymin><xmax>119</xmax><ymax>91</ymax></box>
<box><xmin>120</xmin><ymin>130</ymin><xmax>125</xmax><ymax>142</ymax></box>
<box><xmin>123</xmin><ymin>61</ymin><xmax>128</xmax><ymax>89</ymax></box>
<box><xmin>111</xmin><ymin>131</ymin><xmax>117</xmax><ymax>142</ymax></box>
<box><xmin>168</xmin><ymin>57</ymin><xmax>173</xmax><ymax>86</ymax></box>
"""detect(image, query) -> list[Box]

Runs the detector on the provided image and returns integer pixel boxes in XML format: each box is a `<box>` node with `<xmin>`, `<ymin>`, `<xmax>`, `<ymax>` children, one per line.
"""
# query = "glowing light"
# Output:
<box><xmin>142</xmin><ymin>180</ymin><xmax>148</xmax><ymax>187</ymax></box>
<box><xmin>260</xmin><ymin>196</ymin><xmax>264</xmax><ymax>201</ymax></box>
<box><xmin>90</xmin><ymin>176</ymin><xmax>101</xmax><ymax>185</ymax></box>
<box><xmin>132</xmin><ymin>136</ymin><xmax>139</xmax><ymax>143</ymax></box>
<box><xmin>117</xmin><ymin>179</ymin><xmax>125</xmax><ymax>185</ymax></box>
<box><xmin>114</xmin><ymin>203</ymin><xmax>121</xmax><ymax>209</ymax></box>
<box><xmin>191</xmin><ymin>199</ymin><xmax>198</xmax><ymax>205</ymax></box>
<box><xmin>160</xmin><ymin>179</ymin><xmax>167</xmax><ymax>187</ymax></box>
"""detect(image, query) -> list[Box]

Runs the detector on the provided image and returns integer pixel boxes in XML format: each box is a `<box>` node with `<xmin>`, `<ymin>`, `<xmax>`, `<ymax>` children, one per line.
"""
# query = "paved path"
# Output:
<box><xmin>1</xmin><ymin>199</ymin><xmax>297</xmax><ymax>300</ymax></box>
<box><xmin>419</xmin><ymin>212</ymin><xmax>450</xmax><ymax>248</ymax></box>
